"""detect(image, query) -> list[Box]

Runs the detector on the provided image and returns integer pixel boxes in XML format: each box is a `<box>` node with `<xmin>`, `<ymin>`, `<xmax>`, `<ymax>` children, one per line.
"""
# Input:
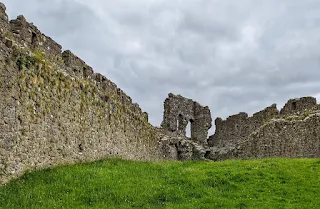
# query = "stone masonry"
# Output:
<box><xmin>208</xmin><ymin>104</ymin><xmax>279</xmax><ymax>150</ymax></box>
<box><xmin>0</xmin><ymin>2</ymin><xmax>320</xmax><ymax>184</ymax></box>
<box><xmin>161</xmin><ymin>93</ymin><xmax>212</xmax><ymax>146</ymax></box>
<box><xmin>0</xmin><ymin>3</ymin><xmax>167</xmax><ymax>184</ymax></box>
<box><xmin>207</xmin><ymin>97</ymin><xmax>320</xmax><ymax>160</ymax></box>
<box><xmin>280</xmin><ymin>97</ymin><xmax>317</xmax><ymax>116</ymax></box>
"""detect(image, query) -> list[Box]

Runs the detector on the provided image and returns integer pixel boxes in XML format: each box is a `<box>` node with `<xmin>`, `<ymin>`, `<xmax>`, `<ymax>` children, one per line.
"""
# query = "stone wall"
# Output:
<box><xmin>1</xmin><ymin>1</ymin><xmax>320</xmax><ymax>184</ymax></box>
<box><xmin>0</xmin><ymin>4</ymin><xmax>166</xmax><ymax>184</ymax></box>
<box><xmin>161</xmin><ymin>93</ymin><xmax>212</xmax><ymax>146</ymax></box>
<box><xmin>232</xmin><ymin>98</ymin><xmax>320</xmax><ymax>159</ymax></box>
<box><xmin>207</xmin><ymin>98</ymin><xmax>320</xmax><ymax>161</ymax></box>
<box><xmin>208</xmin><ymin>104</ymin><xmax>279</xmax><ymax>149</ymax></box>
<box><xmin>225</xmin><ymin>114</ymin><xmax>320</xmax><ymax>160</ymax></box>
<box><xmin>280</xmin><ymin>97</ymin><xmax>317</xmax><ymax>116</ymax></box>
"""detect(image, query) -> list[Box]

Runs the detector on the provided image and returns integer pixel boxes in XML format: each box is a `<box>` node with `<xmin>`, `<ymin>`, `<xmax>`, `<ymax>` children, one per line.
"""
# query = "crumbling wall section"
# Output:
<box><xmin>229</xmin><ymin>114</ymin><xmax>320</xmax><ymax>160</ymax></box>
<box><xmin>0</xmin><ymin>3</ymin><xmax>8</xmax><ymax>30</ymax></box>
<box><xmin>280</xmin><ymin>97</ymin><xmax>317</xmax><ymax>116</ymax></box>
<box><xmin>208</xmin><ymin>104</ymin><xmax>279</xmax><ymax>149</ymax></box>
<box><xmin>207</xmin><ymin>97</ymin><xmax>320</xmax><ymax>161</ymax></box>
<box><xmin>157</xmin><ymin>128</ymin><xmax>208</xmax><ymax>161</ymax></box>
<box><xmin>161</xmin><ymin>93</ymin><xmax>212</xmax><ymax>145</ymax></box>
<box><xmin>0</xmin><ymin>6</ymin><xmax>166</xmax><ymax>184</ymax></box>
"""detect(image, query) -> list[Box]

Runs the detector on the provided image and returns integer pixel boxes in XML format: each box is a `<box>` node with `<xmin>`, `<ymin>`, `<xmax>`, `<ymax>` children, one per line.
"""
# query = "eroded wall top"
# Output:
<box><xmin>208</xmin><ymin>104</ymin><xmax>279</xmax><ymax>148</ymax></box>
<box><xmin>208</xmin><ymin>96</ymin><xmax>319</xmax><ymax>149</ymax></box>
<box><xmin>280</xmin><ymin>97</ymin><xmax>317</xmax><ymax>116</ymax></box>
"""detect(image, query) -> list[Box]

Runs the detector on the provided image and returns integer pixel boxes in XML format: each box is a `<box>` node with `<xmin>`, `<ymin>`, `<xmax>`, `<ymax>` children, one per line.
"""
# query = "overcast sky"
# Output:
<box><xmin>3</xmin><ymin>0</ymin><xmax>320</xmax><ymax>134</ymax></box>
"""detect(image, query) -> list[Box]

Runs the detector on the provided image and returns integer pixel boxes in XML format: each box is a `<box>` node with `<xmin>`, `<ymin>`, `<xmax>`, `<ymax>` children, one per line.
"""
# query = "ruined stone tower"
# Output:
<box><xmin>161</xmin><ymin>93</ymin><xmax>212</xmax><ymax>146</ymax></box>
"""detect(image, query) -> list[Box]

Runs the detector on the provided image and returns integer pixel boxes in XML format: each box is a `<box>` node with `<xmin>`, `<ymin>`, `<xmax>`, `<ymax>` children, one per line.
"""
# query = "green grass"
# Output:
<box><xmin>0</xmin><ymin>158</ymin><xmax>319</xmax><ymax>209</ymax></box>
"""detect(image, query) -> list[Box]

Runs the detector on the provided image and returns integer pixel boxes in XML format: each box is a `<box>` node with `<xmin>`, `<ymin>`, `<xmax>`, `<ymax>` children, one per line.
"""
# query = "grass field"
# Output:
<box><xmin>0</xmin><ymin>158</ymin><xmax>319</xmax><ymax>209</ymax></box>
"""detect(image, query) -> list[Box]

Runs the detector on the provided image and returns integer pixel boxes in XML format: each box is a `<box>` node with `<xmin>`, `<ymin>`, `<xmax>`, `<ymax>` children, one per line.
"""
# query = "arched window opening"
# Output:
<box><xmin>31</xmin><ymin>32</ymin><xmax>37</xmax><ymax>47</ymax></box>
<box><xmin>292</xmin><ymin>101</ymin><xmax>297</xmax><ymax>110</ymax></box>
<box><xmin>186</xmin><ymin>119</ymin><xmax>193</xmax><ymax>138</ymax></box>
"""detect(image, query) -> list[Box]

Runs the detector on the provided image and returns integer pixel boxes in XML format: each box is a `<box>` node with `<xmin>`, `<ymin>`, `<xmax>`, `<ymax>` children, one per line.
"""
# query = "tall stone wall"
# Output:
<box><xmin>0</xmin><ymin>4</ymin><xmax>166</xmax><ymax>184</ymax></box>
<box><xmin>158</xmin><ymin>94</ymin><xmax>212</xmax><ymax>161</ymax></box>
<box><xmin>161</xmin><ymin>93</ymin><xmax>212</xmax><ymax>146</ymax></box>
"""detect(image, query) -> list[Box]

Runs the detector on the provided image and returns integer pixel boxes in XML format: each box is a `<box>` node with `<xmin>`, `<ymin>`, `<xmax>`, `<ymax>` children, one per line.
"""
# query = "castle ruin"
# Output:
<box><xmin>0</xmin><ymin>2</ymin><xmax>319</xmax><ymax>184</ymax></box>
<box><xmin>161</xmin><ymin>93</ymin><xmax>212</xmax><ymax>146</ymax></box>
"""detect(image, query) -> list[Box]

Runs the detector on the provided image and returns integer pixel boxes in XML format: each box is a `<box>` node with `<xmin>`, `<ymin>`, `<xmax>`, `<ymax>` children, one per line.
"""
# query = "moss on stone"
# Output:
<box><xmin>32</xmin><ymin>49</ymin><xmax>46</xmax><ymax>65</ymax></box>
<box><xmin>2</xmin><ymin>31</ymin><xmax>14</xmax><ymax>41</ymax></box>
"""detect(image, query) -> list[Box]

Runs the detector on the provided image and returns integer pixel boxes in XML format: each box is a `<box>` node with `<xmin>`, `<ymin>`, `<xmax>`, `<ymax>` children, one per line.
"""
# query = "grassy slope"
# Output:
<box><xmin>0</xmin><ymin>158</ymin><xmax>319</xmax><ymax>209</ymax></box>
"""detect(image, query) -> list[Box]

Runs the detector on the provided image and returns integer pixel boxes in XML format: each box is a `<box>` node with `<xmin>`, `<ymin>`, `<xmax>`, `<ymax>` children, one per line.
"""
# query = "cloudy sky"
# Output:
<box><xmin>3</xmin><ymin>0</ymin><xmax>320</xmax><ymax>134</ymax></box>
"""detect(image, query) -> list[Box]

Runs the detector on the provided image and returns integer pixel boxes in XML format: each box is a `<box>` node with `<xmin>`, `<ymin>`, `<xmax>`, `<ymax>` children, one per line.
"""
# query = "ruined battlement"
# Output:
<box><xmin>208</xmin><ymin>96</ymin><xmax>319</xmax><ymax>149</ymax></box>
<box><xmin>0</xmin><ymin>3</ymin><xmax>8</xmax><ymax>28</ymax></box>
<box><xmin>208</xmin><ymin>103</ymin><xmax>279</xmax><ymax>148</ymax></box>
<box><xmin>207</xmin><ymin>97</ymin><xmax>320</xmax><ymax>161</ymax></box>
<box><xmin>280</xmin><ymin>96</ymin><xmax>317</xmax><ymax>116</ymax></box>
<box><xmin>0</xmin><ymin>6</ymin><xmax>146</xmax><ymax>121</ymax></box>
<box><xmin>8</xmin><ymin>15</ymin><xmax>62</xmax><ymax>60</ymax></box>
<box><xmin>161</xmin><ymin>93</ymin><xmax>212</xmax><ymax>146</ymax></box>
